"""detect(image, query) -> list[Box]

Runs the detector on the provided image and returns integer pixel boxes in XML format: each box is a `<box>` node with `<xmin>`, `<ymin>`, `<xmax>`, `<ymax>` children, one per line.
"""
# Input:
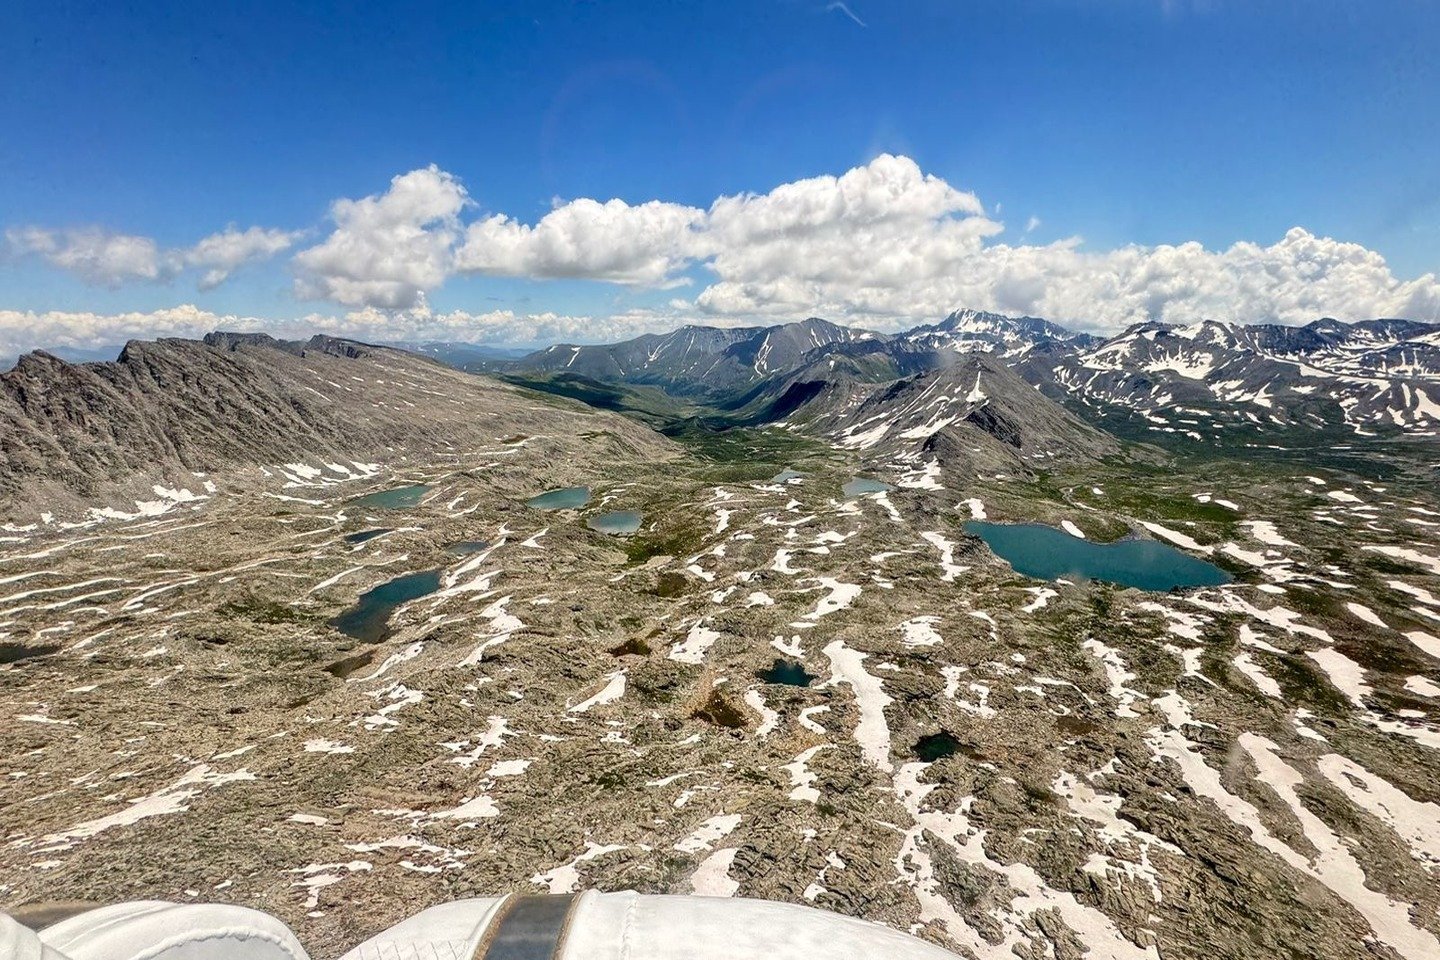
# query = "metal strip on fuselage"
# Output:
<box><xmin>475</xmin><ymin>894</ymin><xmax>578</xmax><ymax>960</ymax></box>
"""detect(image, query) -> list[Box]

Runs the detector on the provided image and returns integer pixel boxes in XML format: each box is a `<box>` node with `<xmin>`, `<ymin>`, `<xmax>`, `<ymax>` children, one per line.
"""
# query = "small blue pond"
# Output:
<box><xmin>843</xmin><ymin>477</ymin><xmax>892</xmax><ymax>498</ymax></box>
<box><xmin>446</xmin><ymin>540</ymin><xmax>490</xmax><ymax>555</ymax></box>
<box><xmin>588</xmin><ymin>511</ymin><xmax>643</xmax><ymax>535</ymax></box>
<box><xmin>964</xmin><ymin>521</ymin><xmax>1232</xmax><ymax>591</ymax></box>
<box><xmin>350</xmin><ymin>484</ymin><xmax>432</xmax><ymax>510</ymax></box>
<box><xmin>771</xmin><ymin>469</ymin><xmax>804</xmax><ymax>483</ymax></box>
<box><xmin>756</xmin><ymin>659</ymin><xmax>817</xmax><ymax>687</ymax></box>
<box><xmin>330</xmin><ymin>569</ymin><xmax>442</xmax><ymax>642</ymax></box>
<box><xmin>527</xmin><ymin>486</ymin><xmax>591</xmax><ymax>510</ymax></box>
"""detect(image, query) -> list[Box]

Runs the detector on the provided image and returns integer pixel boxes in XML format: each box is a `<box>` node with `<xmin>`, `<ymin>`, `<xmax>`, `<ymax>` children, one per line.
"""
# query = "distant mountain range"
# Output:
<box><xmin>493</xmin><ymin>314</ymin><xmax>1133</xmax><ymax>476</ymax></box>
<box><xmin>384</xmin><ymin>341</ymin><xmax>534</xmax><ymax>366</ymax></box>
<box><xmin>1026</xmin><ymin>315</ymin><xmax>1440</xmax><ymax>441</ymax></box>
<box><xmin>499</xmin><ymin>309</ymin><xmax>1440</xmax><ymax>444</ymax></box>
<box><xmin>504</xmin><ymin>317</ymin><xmax>874</xmax><ymax>399</ymax></box>
<box><xmin>0</xmin><ymin>317</ymin><xmax>1131</xmax><ymax>522</ymax></box>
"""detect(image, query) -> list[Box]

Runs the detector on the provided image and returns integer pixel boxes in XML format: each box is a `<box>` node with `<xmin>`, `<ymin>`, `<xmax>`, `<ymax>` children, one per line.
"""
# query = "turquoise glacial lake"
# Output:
<box><xmin>588</xmin><ymin>511</ymin><xmax>643</xmax><ymax>535</ymax></box>
<box><xmin>964</xmin><ymin>521</ymin><xmax>1232</xmax><ymax>591</ymax></box>
<box><xmin>330</xmin><ymin>568</ymin><xmax>442</xmax><ymax>642</ymax></box>
<box><xmin>350</xmin><ymin>484</ymin><xmax>431</xmax><ymax>510</ymax></box>
<box><xmin>526</xmin><ymin>486</ymin><xmax>591</xmax><ymax>510</ymax></box>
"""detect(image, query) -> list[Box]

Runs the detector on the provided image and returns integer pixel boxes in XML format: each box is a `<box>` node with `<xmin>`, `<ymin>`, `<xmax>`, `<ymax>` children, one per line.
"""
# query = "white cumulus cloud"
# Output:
<box><xmin>5</xmin><ymin>223</ymin><xmax>298</xmax><ymax>290</ymax></box>
<box><xmin>292</xmin><ymin>165</ymin><xmax>469</xmax><ymax>309</ymax></box>
<box><xmin>185</xmin><ymin>225</ymin><xmax>302</xmax><ymax>290</ymax></box>
<box><xmin>693</xmin><ymin>154</ymin><xmax>1002</xmax><ymax>320</ymax></box>
<box><xmin>937</xmin><ymin>229</ymin><xmax>1440</xmax><ymax>331</ymax></box>
<box><xmin>0</xmin><ymin>304</ymin><xmax>245</xmax><ymax>357</ymax></box>
<box><xmin>455</xmin><ymin>198</ymin><xmax>704</xmax><ymax>286</ymax></box>
<box><xmin>294</xmin><ymin>153</ymin><xmax>1438</xmax><ymax>332</ymax></box>
<box><xmin>6</xmin><ymin>226</ymin><xmax>165</xmax><ymax>286</ymax></box>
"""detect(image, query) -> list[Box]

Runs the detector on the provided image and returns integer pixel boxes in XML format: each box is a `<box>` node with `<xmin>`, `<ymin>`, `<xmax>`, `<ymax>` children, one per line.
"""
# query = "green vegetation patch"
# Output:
<box><xmin>502</xmin><ymin>372</ymin><xmax>699</xmax><ymax>427</ymax></box>
<box><xmin>220</xmin><ymin>593</ymin><xmax>324</xmax><ymax>625</ymax></box>
<box><xmin>663</xmin><ymin>423</ymin><xmax>838</xmax><ymax>484</ymax></box>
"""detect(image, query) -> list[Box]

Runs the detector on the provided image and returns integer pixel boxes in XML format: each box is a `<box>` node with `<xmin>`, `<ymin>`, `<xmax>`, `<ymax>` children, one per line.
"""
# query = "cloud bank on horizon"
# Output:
<box><xmin>3</xmin><ymin>154</ymin><xmax>1438</xmax><ymax>357</ymax></box>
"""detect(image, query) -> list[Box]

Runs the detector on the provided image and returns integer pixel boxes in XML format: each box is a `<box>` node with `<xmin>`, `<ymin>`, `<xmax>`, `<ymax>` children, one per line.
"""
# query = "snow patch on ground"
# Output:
<box><xmin>823</xmin><ymin>639</ymin><xmax>894</xmax><ymax>772</ymax></box>
<box><xmin>899</xmin><ymin>615</ymin><xmax>943</xmax><ymax>648</ymax></box>
<box><xmin>1240</xmin><ymin>735</ymin><xmax>1440</xmax><ymax>960</ymax></box>
<box><xmin>669</xmin><ymin>622</ymin><xmax>721</xmax><ymax>664</ymax></box>
<box><xmin>1241</xmin><ymin>520</ymin><xmax>1296</xmax><ymax>547</ymax></box>
<box><xmin>784</xmin><ymin>745</ymin><xmax>832</xmax><ymax>803</ymax></box>
<box><xmin>568</xmin><ymin>671</ymin><xmax>626</xmax><ymax>713</ymax></box>
<box><xmin>743</xmin><ymin>689</ymin><xmax>779</xmax><ymax>738</ymax></box>
<box><xmin>920</xmin><ymin>531</ymin><xmax>968</xmax><ymax>581</ymax></box>
<box><xmin>1138</xmin><ymin>521</ymin><xmax>1211</xmax><ymax>554</ymax></box>
<box><xmin>31</xmin><ymin>764</ymin><xmax>255</xmax><ymax>852</ymax></box>
<box><xmin>803</xmin><ymin>577</ymin><xmax>863</xmax><ymax>620</ymax></box>
<box><xmin>1307</xmin><ymin>647</ymin><xmax>1371</xmax><ymax>709</ymax></box>
<box><xmin>1232</xmin><ymin>651</ymin><xmax>1282</xmax><ymax>698</ymax></box>
<box><xmin>1345</xmin><ymin>602</ymin><xmax>1388</xmax><ymax>629</ymax></box>
<box><xmin>531</xmin><ymin>841</ymin><xmax>627</xmax><ymax>894</ymax></box>
<box><xmin>1021</xmin><ymin>586</ymin><xmax>1057</xmax><ymax>613</ymax></box>
<box><xmin>1404</xmin><ymin>675</ymin><xmax>1440</xmax><ymax>698</ymax></box>
<box><xmin>1083</xmin><ymin>639</ymin><xmax>1143</xmax><ymax>718</ymax></box>
<box><xmin>1315</xmin><ymin>753</ymin><xmax>1440</xmax><ymax>873</ymax></box>
<box><xmin>1403</xmin><ymin>630</ymin><xmax>1440</xmax><ymax>659</ymax></box>
<box><xmin>892</xmin><ymin>762</ymin><xmax>1159</xmax><ymax>959</ymax></box>
<box><xmin>675</xmin><ymin>813</ymin><xmax>742</xmax><ymax>854</ymax></box>
<box><xmin>1364</xmin><ymin>545</ymin><xmax>1440</xmax><ymax>576</ymax></box>
<box><xmin>689</xmin><ymin>847</ymin><xmax>740</xmax><ymax>896</ymax></box>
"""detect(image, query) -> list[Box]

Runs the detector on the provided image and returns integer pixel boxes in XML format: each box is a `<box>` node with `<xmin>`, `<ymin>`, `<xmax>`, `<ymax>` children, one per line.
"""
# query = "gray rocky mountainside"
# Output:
<box><xmin>0</xmin><ymin>332</ymin><xmax>673</xmax><ymax>521</ymax></box>
<box><xmin>1019</xmin><ymin>317</ymin><xmax>1440</xmax><ymax>441</ymax></box>
<box><xmin>736</xmin><ymin>351</ymin><xmax>1123</xmax><ymax>475</ymax></box>
<box><xmin>507</xmin><ymin>317</ymin><xmax>876</xmax><ymax>400</ymax></box>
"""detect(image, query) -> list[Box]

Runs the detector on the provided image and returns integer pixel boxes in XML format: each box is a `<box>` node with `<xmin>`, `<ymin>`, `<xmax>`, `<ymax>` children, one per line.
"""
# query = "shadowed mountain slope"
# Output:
<box><xmin>760</xmin><ymin>351</ymin><xmax>1123</xmax><ymax>474</ymax></box>
<box><xmin>507</xmin><ymin>317</ymin><xmax>878</xmax><ymax>399</ymax></box>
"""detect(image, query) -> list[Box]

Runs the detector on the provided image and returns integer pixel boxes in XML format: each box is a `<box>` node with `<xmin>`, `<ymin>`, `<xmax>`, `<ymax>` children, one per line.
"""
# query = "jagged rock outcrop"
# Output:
<box><xmin>0</xmin><ymin>333</ymin><xmax>673</xmax><ymax>519</ymax></box>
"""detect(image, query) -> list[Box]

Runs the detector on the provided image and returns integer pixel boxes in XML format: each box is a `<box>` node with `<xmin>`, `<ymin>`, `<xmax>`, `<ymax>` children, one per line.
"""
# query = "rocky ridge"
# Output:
<box><xmin>0</xmin><ymin>332</ymin><xmax>673</xmax><ymax>522</ymax></box>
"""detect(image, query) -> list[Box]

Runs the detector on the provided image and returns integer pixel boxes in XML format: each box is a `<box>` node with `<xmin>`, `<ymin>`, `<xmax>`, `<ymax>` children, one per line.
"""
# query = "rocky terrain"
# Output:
<box><xmin>2</xmin><ymin>328</ymin><xmax>1439</xmax><ymax>960</ymax></box>
<box><xmin>0</xmin><ymin>333</ymin><xmax>671</xmax><ymax>520</ymax></box>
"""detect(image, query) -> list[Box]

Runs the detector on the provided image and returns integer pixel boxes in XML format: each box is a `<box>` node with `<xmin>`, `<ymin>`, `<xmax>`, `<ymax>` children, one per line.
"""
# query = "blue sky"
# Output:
<box><xmin>1</xmin><ymin>0</ymin><xmax>1437</xmax><ymax>351</ymax></box>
